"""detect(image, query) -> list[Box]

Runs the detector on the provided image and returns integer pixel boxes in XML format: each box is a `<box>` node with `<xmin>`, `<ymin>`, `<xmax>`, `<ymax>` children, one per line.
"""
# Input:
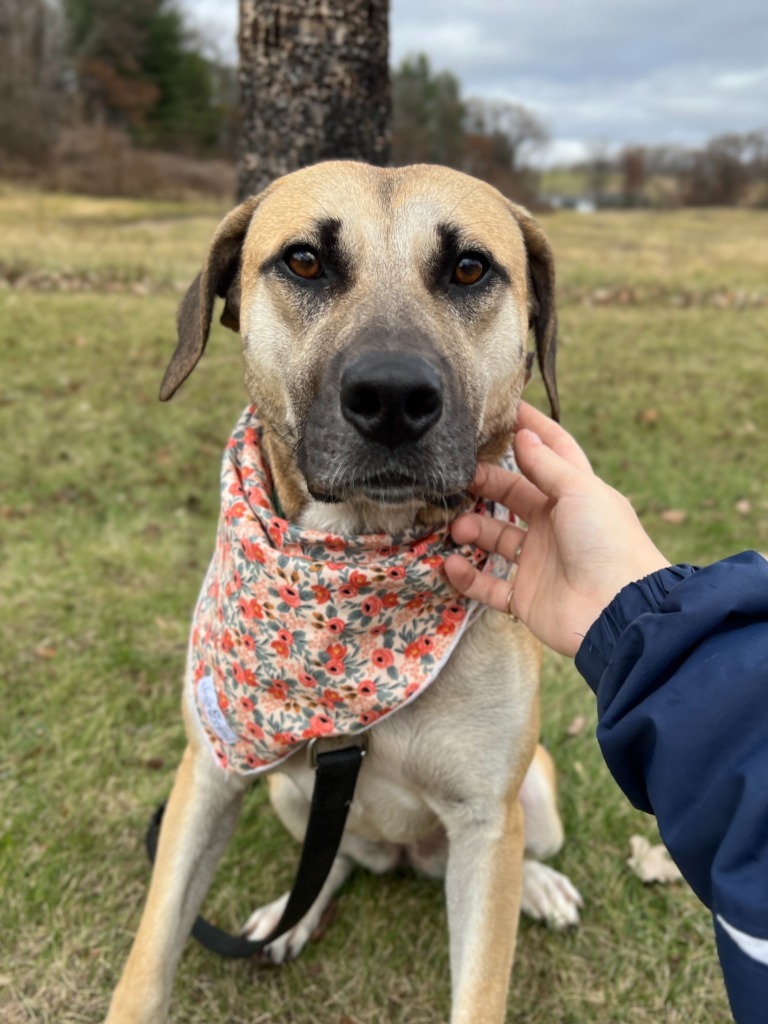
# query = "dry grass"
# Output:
<box><xmin>1</xmin><ymin>190</ymin><xmax>766</xmax><ymax>1022</ymax></box>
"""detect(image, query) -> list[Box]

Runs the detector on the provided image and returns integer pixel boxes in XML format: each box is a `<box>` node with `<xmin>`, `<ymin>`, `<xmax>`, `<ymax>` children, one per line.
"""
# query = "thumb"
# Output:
<box><xmin>514</xmin><ymin>429</ymin><xmax>583</xmax><ymax>499</ymax></box>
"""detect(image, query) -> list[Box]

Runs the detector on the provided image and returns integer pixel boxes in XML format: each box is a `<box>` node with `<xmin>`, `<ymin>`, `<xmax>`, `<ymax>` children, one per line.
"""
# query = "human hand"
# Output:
<box><xmin>445</xmin><ymin>402</ymin><xmax>670</xmax><ymax>657</ymax></box>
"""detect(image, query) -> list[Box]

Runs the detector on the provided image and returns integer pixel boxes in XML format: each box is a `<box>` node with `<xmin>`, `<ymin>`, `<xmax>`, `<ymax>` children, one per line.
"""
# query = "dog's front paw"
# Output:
<box><xmin>521</xmin><ymin>859</ymin><xmax>583</xmax><ymax>930</ymax></box>
<box><xmin>242</xmin><ymin>892</ymin><xmax>321</xmax><ymax>964</ymax></box>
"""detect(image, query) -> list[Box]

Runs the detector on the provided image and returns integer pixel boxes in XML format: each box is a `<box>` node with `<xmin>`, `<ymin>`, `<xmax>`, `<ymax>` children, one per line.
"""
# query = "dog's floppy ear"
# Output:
<box><xmin>159</xmin><ymin>195</ymin><xmax>262</xmax><ymax>401</ymax></box>
<box><xmin>507</xmin><ymin>201</ymin><xmax>560</xmax><ymax>422</ymax></box>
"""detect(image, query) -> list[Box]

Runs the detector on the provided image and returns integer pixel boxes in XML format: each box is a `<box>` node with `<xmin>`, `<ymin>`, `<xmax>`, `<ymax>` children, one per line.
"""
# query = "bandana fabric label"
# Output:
<box><xmin>190</xmin><ymin>406</ymin><xmax>511</xmax><ymax>775</ymax></box>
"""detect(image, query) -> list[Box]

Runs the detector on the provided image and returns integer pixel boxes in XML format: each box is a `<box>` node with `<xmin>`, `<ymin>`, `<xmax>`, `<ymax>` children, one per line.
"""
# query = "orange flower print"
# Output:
<box><xmin>268</xmin><ymin>679</ymin><xmax>289</xmax><ymax>701</ymax></box>
<box><xmin>371</xmin><ymin>648</ymin><xmax>394</xmax><ymax>668</ymax></box>
<box><xmin>359</xmin><ymin>710</ymin><xmax>380</xmax><ymax>726</ymax></box>
<box><xmin>324</xmin><ymin>535</ymin><xmax>346</xmax><ymax>553</ymax></box>
<box><xmin>337</xmin><ymin>582</ymin><xmax>358</xmax><ymax>599</ymax></box>
<box><xmin>325</xmin><ymin>642</ymin><xmax>347</xmax><ymax>661</ymax></box>
<box><xmin>224</xmin><ymin>501</ymin><xmax>247</xmax><ymax>525</ymax></box>
<box><xmin>277</xmin><ymin>628</ymin><xmax>294</xmax><ymax>646</ymax></box>
<box><xmin>360</xmin><ymin>595</ymin><xmax>382</xmax><ymax>617</ymax></box>
<box><xmin>268</xmin><ymin>524</ymin><xmax>285</xmax><ymax>547</ymax></box>
<box><xmin>298</xmin><ymin>670</ymin><xmax>317</xmax><ymax>688</ymax></box>
<box><xmin>245</xmin><ymin>720</ymin><xmax>264</xmax><ymax>740</ymax></box>
<box><xmin>304</xmin><ymin>713</ymin><xmax>335</xmax><ymax>737</ymax></box>
<box><xmin>382</xmin><ymin>592</ymin><xmax>399</xmax><ymax>609</ymax></box>
<box><xmin>442</xmin><ymin>603</ymin><xmax>466</xmax><ymax>624</ymax></box>
<box><xmin>405</xmin><ymin>641</ymin><xmax>421</xmax><ymax>659</ymax></box>
<box><xmin>239</xmin><ymin>696</ymin><xmax>255</xmax><ymax>714</ymax></box>
<box><xmin>270</xmin><ymin>639</ymin><xmax>289</xmax><ymax>658</ymax></box>
<box><xmin>272</xmin><ymin>731</ymin><xmax>300</xmax><ymax>746</ymax></box>
<box><xmin>357</xmin><ymin>679</ymin><xmax>377</xmax><ymax>698</ymax></box>
<box><xmin>245</xmin><ymin>752</ymin><xmax>265</xmax><ymax>769</ymax></box>
<box><xmin>238</xmin><ymin>596</ymin><xmax>264</xmax><ymax>621</ymax></box>
<box><xmin>278</xmin><ymin>585</ymin><xmax>301</xmax><ymax>608</ymax></box>
<box><xmin>241</xmin><ymin>537</ymin><xmax>266</xmax><ymax>563</ymax></box>
<box><xmin>349</xmin><ymin>570</ymin><xmax>368</xmax><ymax>587</ymax></box>
<box><xmin>325</xmin><ymin>658</ymin><xmax>345</xmax><ymax>676</ymax></box>
<box><xmin>327</xmin><ymin>617</ymin><xmax>346</xmax><ymax>634</ymax></box>
<box><xmin>385</xmin><ymin>566</ymin><xmax>406</xmax><ymax>581</ymax></box>
<box><xmin>312</xmin><ymin>584</ymin><xmax>331</xmax><ymax>603</ymax></box>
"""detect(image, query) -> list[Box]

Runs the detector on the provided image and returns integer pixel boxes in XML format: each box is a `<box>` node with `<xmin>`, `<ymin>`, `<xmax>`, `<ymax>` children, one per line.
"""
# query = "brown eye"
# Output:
<box><xmin>452</xmin><ymin>254</ymin><xmax>487</xmax><ymax>286</ymax></box>
<box><xmin>286</xmin><ymin>248</ymin><xmax>323</xmax><ymax>279</ymax></box>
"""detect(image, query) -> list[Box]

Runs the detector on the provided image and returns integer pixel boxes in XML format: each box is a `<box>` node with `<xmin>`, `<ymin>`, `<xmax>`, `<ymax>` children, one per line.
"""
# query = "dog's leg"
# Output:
<box><xmin>444</xmin><ymin>794</ymin><xmax>526</xmax><ymax>1024</ymax></box>
<box><xmin>242</xmin><ymin>770</ymin><xmax>401</xmax><ymax>963</ymax></box>
<box><xmin>105</xmin><ymin>744</ymin><xmax>247</xmax><ymax>1024</ymax></box>
<box><xmin>519</xmin><ymin>744</ymin><xmax>583</xmax><ymax>929</ymax></box>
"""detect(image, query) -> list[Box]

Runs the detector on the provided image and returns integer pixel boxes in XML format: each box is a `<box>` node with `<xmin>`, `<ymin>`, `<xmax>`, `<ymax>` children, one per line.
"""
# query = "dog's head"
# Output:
<box><xmin>161</xmin><ymin>162</ymin><xmax>558</xmax><ymax>526</ymax></box>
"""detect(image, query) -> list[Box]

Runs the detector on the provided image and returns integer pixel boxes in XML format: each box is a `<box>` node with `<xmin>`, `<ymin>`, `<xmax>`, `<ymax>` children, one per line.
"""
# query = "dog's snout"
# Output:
<box><xmin>340</xmin><ymin>353</ymin><xmax>444</xmax><ymax>448</ymax></box>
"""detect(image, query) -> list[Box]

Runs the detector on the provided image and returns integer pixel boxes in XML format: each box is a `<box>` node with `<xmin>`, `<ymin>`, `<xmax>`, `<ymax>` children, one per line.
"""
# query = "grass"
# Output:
<box><xmin>1</xmin><ymin>186</ymin><xmax>767</xmax><ymax>1023</ymax></box>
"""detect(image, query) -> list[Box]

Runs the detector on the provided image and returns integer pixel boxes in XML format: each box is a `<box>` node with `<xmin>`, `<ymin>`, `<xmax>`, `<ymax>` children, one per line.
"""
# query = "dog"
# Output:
<box><xmin>105</xmin><ymin>161</ymin><xmax>582</xmax><ymax>1024</ymax></box>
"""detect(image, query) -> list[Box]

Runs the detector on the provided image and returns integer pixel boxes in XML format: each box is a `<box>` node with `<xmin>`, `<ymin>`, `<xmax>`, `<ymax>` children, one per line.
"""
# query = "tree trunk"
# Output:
<box><xmin>237</xmin><ymin>0</ymin><xmax>390</xmax><ymax>199</ymax></box>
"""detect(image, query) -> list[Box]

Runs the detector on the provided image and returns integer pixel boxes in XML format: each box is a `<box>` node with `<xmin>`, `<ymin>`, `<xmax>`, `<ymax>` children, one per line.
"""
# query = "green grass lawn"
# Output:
<box><xmin>1</xmin><ymin>186</ymin><xmax>766</xmax><ymax>1023</ymax></box>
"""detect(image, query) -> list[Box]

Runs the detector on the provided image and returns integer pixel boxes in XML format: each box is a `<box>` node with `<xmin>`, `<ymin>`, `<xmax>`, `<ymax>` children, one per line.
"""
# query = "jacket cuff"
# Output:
<box><xmin>714</xmin><ymin>916</ymin><xmax>768</xmax><ymax>1024</ymax></box>
<box><xmin>575</xmin><ymin>563</ymin><xmax>699</xmax><ymax>691</ymax></box>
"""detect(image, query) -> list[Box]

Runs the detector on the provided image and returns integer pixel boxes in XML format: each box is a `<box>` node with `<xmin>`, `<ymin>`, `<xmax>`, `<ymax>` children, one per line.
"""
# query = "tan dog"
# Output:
<box><xmin>105</xmin><ymin>161</ymin><xmax>582</xmax><ymax>1024</ymax></box>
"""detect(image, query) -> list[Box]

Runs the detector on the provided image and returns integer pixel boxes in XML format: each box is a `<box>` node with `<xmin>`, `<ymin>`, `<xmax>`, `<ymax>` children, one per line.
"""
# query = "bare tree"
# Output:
<box><xmin>0</xmin><ymin>0</ymin><xmax>68</xmax><ymax>168</ymax></box>
<box><xmin>237</xmin><ymin>0</ymin><xmax>390</xmax><ymax>199</ymax></box>
<box><xmin>464</xmin><ymin>98</ymin><xmax>548</xmax><ymax>175</ymax></box>
<box><xmin>620</xmin><ymin>146</ymin><xmax>646</xmax><ymax>206</ymax></box>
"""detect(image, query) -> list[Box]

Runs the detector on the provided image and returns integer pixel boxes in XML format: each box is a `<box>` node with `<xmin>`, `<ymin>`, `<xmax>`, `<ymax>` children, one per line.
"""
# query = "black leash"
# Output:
<box><xmin>145</xmin><ymin>740</ymin><xmax>366</xmax><ymax>958</ymax></box>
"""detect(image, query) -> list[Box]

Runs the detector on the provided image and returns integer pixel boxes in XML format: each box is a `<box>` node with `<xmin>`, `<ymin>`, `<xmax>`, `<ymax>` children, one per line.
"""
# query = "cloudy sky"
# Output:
<box><xmin>183</xmin><ymin>0</ymin><xmax>768</xmax><ymax>164</ymax></box>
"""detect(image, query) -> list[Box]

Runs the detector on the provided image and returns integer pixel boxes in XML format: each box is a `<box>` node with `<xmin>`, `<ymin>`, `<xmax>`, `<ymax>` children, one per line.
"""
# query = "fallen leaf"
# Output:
<box><xmin>637</xmin><ymin>408</ymin><xmax>659</xmax><ymax>426</ymax></box>
<box><xmin>627</xmin><ymin>835</ymin><xmax>683</xmax><ymax>884</ymax></box>
<box><xmin>735</xmin><ymin>499</ymin><xmax>752</xmax><ymax>516</ymax></box>
<box><xmin>566</xmin><ymin>714</ymin><xmax>587</xmax><ymax>737</ymax></box>
<box><xmin>35</xmin><ymin>645</ymin><xmax>57</xmax><ymax>660</ymax></box>
<box><xmin>661</xmin><ymin>509</ymin><xmax>687</xmax><ymax>525</ymax></box>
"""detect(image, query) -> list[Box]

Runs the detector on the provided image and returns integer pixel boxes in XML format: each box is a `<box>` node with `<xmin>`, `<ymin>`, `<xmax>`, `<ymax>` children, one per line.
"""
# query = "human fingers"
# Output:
<box><xmin>514</xmin><ymin>428</ymin><xmax>588</xmax><ymax>501</ymax></box>
<box><xmin>515</xmin><ymin>402</ymin><xmax>593</xmax><ymax>474</ymax></box>
<box><xmin>450</xmin><ymin>513</ymin><xmax>527</xmax><ymax>562</ymax></box>
<box><xmin>465</xmin><ymin>462</ymin><xmax>546</xmax><ymax>523</ymax></box>
<box><xmin>443</xmin><ymin>553</ymin><xmax>515</xmax><ymax>615</ymax></box>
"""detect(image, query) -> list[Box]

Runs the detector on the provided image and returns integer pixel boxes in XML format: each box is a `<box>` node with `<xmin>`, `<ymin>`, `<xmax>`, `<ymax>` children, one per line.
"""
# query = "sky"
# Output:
<box><xmin>182</xmin><ymin>0</ymin><xmax>768</xmax><ymax>165</ymax></box>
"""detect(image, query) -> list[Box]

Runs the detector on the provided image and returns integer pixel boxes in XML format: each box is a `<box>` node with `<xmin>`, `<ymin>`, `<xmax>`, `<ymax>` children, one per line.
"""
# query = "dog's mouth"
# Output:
<box><xmin>307</xmin><ymin>469</ymin><xmax>469</xmax><ymax>509</ymax></box>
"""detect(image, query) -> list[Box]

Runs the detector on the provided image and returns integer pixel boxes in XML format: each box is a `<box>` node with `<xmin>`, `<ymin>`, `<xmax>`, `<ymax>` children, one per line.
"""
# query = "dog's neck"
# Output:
<box><xmin>261</xmin><ymin>429</ymin><xmax>514</xmax><ymax>537</ymax></box>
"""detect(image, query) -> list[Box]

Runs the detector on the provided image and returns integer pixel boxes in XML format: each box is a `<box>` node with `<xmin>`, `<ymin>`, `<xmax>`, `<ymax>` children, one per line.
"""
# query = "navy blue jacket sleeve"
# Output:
<box><xmin>575</xmin><ymin>551</ymin><xmax>768</xmax><ymax>1024</ymax></box>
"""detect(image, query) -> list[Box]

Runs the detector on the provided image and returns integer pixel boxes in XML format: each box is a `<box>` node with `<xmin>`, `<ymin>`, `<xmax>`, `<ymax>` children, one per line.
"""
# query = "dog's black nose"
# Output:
<box><xmin>340</xmin><ymin>353</ymin><xmax>444</xmax><ymax>448</ymax></box>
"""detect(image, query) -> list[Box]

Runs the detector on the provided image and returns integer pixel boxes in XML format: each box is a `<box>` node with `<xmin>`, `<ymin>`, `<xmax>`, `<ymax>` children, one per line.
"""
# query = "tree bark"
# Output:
<box><xmin>237</xmin><ymin>0</ymin><xmax>390</xmax><ymax>199</ymax></box>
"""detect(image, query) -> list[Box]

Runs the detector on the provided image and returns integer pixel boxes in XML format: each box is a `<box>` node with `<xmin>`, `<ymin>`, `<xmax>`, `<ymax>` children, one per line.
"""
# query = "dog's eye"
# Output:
<box><xmin>285</xmin><ymin>247</ymin><xmax>323</xmax><ymax>280</ymax></box>
<box><xmin>452</xmin><ymin>254</ymin><xmax>488</xmax><ymax>287</ymax></box>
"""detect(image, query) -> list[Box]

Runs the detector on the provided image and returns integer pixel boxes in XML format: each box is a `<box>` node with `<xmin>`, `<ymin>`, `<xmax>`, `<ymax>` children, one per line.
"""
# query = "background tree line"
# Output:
<box><xmin>0</xmin><ymin>0</ymin><xmax>765</xmax><ymax>206</ymax></box>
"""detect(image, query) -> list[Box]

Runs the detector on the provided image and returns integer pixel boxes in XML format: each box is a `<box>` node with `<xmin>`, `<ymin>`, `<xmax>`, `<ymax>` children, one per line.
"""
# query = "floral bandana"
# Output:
<box><xmin>190</xmin><ymin>406</ymin><xmax>513</xmax><ymax>775</ymax></box>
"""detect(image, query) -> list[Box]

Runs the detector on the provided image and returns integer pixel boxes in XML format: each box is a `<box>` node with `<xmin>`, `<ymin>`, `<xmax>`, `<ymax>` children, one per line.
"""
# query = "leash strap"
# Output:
<box><xmin>145</xmin><ymin>743</ymin><xmax>366</xmax><ymax>958</ymax></box>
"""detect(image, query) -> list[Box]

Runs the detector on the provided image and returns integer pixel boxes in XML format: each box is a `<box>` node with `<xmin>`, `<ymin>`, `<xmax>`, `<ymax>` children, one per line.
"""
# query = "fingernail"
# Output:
<box><xmin>521</xmin><ymin>429</ymin><xmax>542</xmax><ymax>446</ymax></box>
